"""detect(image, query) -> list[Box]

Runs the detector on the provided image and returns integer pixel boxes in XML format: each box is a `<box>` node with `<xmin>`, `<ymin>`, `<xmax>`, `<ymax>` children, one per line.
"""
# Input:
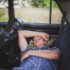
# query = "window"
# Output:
<box><xmin>51</xmin><ymin>1</ymin><xmax>62</xmax><ymax>24</ymax></box>
<box><xmin>0</xmin><ymin>0</ymin><xmax>8</xmax><ymax>22</ymax></box>
<box><xmin>14</xmin><ymin>0</ymin><xmax>62</xmax><ymax>24</ymax></box>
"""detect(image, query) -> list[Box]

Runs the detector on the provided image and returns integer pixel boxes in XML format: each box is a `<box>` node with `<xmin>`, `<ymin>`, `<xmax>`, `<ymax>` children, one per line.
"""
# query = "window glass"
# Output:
<box><xmin>0</xmin><ymin>0</ymin><xmax>8</xmax><ymax>22</ymax></box>
<box><xmin>51</xmin><ymin>1</ymin><xmax>62</xmax><ymax>24</ymax></box>
<box><xmin>14</xmin><ymin>0</ymin><xmax>62</xmax><ymax>24</ymax></box>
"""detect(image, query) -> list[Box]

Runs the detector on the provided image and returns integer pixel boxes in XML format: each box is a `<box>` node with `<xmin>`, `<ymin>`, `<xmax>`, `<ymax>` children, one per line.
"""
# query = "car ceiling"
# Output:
<box><xmin>55</xmin><ymin>0</ymin><xmax>70</xmax><ymax>22</ymax></box>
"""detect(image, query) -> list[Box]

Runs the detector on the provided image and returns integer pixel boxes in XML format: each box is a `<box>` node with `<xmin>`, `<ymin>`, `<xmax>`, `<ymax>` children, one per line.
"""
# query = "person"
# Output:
<box><xmin>13</xmin><ymin>30</ymin><xmax>60</xmax><ymax>70</ymax></box>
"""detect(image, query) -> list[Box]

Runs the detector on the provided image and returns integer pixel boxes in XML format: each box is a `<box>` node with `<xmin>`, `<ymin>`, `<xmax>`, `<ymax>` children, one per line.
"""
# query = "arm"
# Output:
<box><xmin>21</xmin><ymin>49</ymin><xmax>60</xmax><ymax>61</ymax></box>
<box><xmin>18</xmin><ymin>30</ymin><xmax>49</xmax><ymax>51</ymax></box>
<box><xmin>29</xmin><ymin>49</ymin><xmax>60</xmax><ymax>60</ymax></box>
<box><xmin>18</xmin><ymin>30</ymin><xmax>49</xmax><ymax>38</ymax></box>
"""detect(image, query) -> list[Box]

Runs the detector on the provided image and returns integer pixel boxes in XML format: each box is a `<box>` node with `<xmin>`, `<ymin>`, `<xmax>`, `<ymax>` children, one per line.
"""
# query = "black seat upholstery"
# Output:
<box><xmin>57</xmin><ymin>24</ymin><xmax>70</xmax><ymax>70</ymax></box>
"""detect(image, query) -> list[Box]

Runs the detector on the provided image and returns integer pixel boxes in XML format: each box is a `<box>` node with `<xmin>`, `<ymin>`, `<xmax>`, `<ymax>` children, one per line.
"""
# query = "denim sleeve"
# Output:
<box><xmin>48</xmin><ymin>47</ymin><xmax>60</xmax><ymax>50</ymax></box>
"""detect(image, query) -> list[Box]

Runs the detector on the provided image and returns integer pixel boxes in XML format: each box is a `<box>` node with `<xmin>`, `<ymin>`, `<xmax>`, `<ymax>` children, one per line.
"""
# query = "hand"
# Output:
<box><xmin>41</xmin><ymin>32</ymin><xmax>49</xmax><ymax>41</ymax></box>
<box><xmin>21</xmin><ymin>51</ymin><xmax>30</xmax><ymax>62</ymax></box>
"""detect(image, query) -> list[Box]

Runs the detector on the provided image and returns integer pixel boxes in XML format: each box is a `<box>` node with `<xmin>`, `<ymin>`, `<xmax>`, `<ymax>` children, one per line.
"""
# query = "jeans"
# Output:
<box><xmin>12</xmin><ymin>46</ymin><xmax>57</xmax><ymax>70</ymax></box>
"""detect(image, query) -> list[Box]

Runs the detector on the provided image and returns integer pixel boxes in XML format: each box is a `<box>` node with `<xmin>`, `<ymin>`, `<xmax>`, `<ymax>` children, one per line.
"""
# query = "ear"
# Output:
<box><xmin>44</xmin><ymin>40</ymin><xmax>47</xmax><ymax>44</ymax></box>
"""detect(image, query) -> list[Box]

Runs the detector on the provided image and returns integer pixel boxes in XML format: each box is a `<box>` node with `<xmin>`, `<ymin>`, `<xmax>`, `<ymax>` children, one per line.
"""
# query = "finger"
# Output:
<box><xmin>45</xmin><ymin>34</ymin><xmax>49</xmax><ymax>39</ymax></box>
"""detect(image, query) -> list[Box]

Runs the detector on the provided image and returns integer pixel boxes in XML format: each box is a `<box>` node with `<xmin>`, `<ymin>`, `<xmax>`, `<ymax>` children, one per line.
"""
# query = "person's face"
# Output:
<box><xmin>33</xmin><ymin>36</ymin><xmax>46</xmax><ymax>48</ymax></box>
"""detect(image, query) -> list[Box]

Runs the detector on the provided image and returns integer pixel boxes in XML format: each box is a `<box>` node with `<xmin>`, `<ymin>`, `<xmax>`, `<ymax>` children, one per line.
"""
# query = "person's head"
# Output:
<box><xmin>33</xmin><ymin>36</ymin><xmax>49</xmax><ymax>48</ymax></box>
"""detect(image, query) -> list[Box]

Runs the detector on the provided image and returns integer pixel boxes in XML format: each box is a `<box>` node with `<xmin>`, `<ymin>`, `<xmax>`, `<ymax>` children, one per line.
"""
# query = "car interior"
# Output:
<box><xmin>0</xmin><ymin>0</ymin><xmax>70</xmax><ymax>70</ymax></box>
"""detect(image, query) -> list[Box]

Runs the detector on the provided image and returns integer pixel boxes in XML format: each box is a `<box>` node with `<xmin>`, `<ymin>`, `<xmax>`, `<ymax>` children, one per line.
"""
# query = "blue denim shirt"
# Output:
<box><xmin>13</xmin><ymin>46</ymin><xmax>58</xmax><ymax>70</ymax></box>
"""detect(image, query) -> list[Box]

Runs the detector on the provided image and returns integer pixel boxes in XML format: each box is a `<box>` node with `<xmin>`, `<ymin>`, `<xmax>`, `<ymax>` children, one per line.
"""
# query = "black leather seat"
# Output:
<box><xmin>57</xmin><ymin>24</ymin><xmax>70</xmax><ymax>70</ymax></box>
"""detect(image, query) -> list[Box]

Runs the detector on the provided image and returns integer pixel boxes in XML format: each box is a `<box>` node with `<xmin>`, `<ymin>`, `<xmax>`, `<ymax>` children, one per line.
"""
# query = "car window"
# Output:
<box><xmin>14</xmin><ymin>0</ymin><xmax>62</xmax><ymax>24</ymax></box>
<box><xmin>0</xmin><ymin>0</ymin><xmax>8</xmax><ymax>22</ymax></box>
<box><xmin>51</xmin><ymin>1</ymin><xmax>62</xmax><ymax>24</ymax></box>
